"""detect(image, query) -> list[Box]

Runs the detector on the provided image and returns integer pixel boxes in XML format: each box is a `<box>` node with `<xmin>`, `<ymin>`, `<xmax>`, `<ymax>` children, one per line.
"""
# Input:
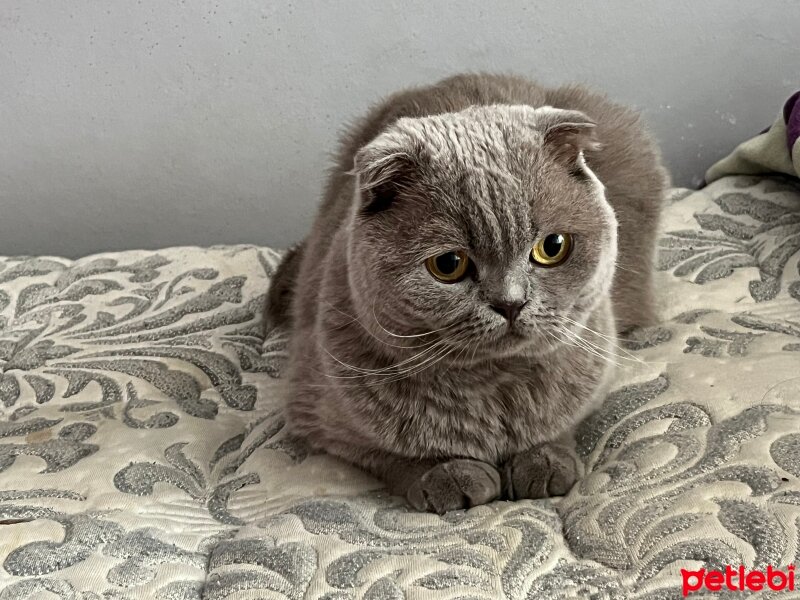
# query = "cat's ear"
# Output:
<box><xmin>534</xmin><ymin>107</ymin><xmax>601</xmax><ymax>169</ymax></box>
<box><xmin>351</xmin><ymin>134</ymin><xmax>421</xmax><ymax>214</ymax></box>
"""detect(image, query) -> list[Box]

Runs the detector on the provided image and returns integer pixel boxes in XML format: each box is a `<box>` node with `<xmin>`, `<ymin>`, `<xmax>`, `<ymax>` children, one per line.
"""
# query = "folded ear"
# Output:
<box><xmin>533</xmin><ymin>107</ymin><xmax>601</xmax><ymax>169</ymax></box>
<box><xmin>351</xmin><ymin>132</ymin><xmax>422</xmax><ymax>214</ymax></box>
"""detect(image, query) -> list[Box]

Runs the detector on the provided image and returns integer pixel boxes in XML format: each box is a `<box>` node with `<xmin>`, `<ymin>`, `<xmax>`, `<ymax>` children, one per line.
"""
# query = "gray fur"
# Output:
<box><xmin>270</xmin><ymin>73</ymin><xmax>667</xmax><ymax>513</ymax></box>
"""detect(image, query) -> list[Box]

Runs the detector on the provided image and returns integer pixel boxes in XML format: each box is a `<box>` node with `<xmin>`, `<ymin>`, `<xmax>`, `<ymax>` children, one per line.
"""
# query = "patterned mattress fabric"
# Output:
<box><xmin>0</xmin><ymin>174</ymin><xmax>799</xmax><ymax>599</ymax></box>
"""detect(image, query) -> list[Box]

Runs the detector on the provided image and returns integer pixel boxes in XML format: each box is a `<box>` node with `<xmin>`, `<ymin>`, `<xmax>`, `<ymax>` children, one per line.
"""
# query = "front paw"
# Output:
<box><xmin>406</xmin><ymin>459</ymin><xmax>501</xmax><ymax>514</ymax></box>
<box><xmin>503</xmin><ymin>443</ymin><xmax>581</xmax><ymax>500</ymax></box>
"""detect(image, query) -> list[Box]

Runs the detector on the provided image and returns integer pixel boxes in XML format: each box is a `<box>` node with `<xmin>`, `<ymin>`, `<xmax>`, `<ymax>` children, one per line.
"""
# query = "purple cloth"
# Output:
<box><xmin>783</xmin><ymin>91</ymin><xmax>800</xmax><ymax>152</ymax></box>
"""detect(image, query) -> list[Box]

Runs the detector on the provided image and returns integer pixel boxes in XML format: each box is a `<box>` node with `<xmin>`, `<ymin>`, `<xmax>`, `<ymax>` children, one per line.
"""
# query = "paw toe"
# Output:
<box><xmin>407</xmin><ymin>459</ymin><xmax>501</xmax><ymax>513</ymax></box>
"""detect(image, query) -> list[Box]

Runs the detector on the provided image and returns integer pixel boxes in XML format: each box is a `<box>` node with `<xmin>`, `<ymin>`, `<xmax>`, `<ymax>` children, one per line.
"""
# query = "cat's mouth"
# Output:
<box><xmin>430</xmin><ymin>318</ymin><xmax>550</xmax><ymax>361</ymax></box>
<box><xmin>471</xmin><ymin>324</ymin><xmax>535</xmax><ymax>354</ymax></box>
<box><xmin>441</xmin><ymin>323</ymin><xmax>563</xmax><ymax>364</ymax></box>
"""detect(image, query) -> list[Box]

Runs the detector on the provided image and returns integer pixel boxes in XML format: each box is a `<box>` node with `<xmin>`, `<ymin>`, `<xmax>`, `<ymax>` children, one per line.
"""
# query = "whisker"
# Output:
<box><xmin>560</xmin><ymin>327</ymin><xmax>628</xmax><ymax>366</ymax></box>
<box><xmin>453</xmin><ymin>339</ymin><xmax>475</xmax><ymax>375</ymax></box>
<box><xmin>364</xmin><ymin>343</ymin><xmax>461</xmax><ymax>386</ymax></box>
<box><xmin>371</xmin><ymin>300</ymin><xmax>461</xmax><ymax>339</ymax></box>
<box><xmin>554</xmin><ymin>314</ymin><xmax>647</xmax><ymax>364</ymax></box>
<box><xmin>319</xmin><ymin>336</ymin><xmax>455</xmax><ymax>378</ymax></box>
<box><xmin>322</xmin><ymin>300</ymin><xmax>442</xmax><ymax>350</ymax></box>
<box><xmin>614</xmin><ymin>262</ymin><xmax>645</xmax><ymax>276</ymax></box>
<box><xmin>316</xmin><ymin>317</ymin><xmax>474</xmax><ymax>382</ymax></box>
<box><xmin>310</xmin><ymin>339</ymin><xmax>461</xmax><ymax>387</ymax></box>
<box><xmin>542</xmin><ymin>328</ymin><xmax>610</xmax><ymax>365</ymax></box>
<box><xmin>553</xmin><ymin>325</ymin><xmax>625</xmax><ymax>369</ymax></box>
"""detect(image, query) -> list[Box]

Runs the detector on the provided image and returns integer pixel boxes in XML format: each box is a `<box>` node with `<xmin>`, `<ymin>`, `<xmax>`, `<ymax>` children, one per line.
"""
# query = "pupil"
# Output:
<box><xmin>436</xmin><ymin>252</ymin><xmax>461</xmax><ymax>274</ymax></box>
<box><xmin>543</xmin><ymin>234</ymin><xmax>564</xmax><ymax>257</ymax></box>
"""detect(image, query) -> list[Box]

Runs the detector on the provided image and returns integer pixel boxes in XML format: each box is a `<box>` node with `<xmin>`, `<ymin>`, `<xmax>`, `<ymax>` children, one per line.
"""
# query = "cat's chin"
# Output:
<box><xmin>453</xmin><ymin>328</ymin><xmax>547</xmax><ymax>362</ymax></box>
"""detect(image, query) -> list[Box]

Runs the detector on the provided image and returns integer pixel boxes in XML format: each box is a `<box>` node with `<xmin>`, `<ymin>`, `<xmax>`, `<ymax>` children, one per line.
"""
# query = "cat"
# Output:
<box><xmin>267</xmin><ymin>73</ymin><xmax>668</xmax><ymax>513</ymax></box>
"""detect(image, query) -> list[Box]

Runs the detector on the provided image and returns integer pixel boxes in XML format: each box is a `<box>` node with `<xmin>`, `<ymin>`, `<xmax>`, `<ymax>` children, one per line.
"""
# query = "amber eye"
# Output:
<box><xmin>531</xmin><ymin>233</ymin><xmax>573</xmax><ymax>266</ymax></box>
<box><xmin>425</xmin><ymin>250</ymin><xmax>470</xmax><ymax>283</ymax></box>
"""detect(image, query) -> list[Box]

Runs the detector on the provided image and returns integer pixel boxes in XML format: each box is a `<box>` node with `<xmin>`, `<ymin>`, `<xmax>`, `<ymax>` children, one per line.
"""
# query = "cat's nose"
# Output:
<box><xmin>489</xmin><ymin>300</ymin><xmax>528</xmax><ymax>323</ymax></box>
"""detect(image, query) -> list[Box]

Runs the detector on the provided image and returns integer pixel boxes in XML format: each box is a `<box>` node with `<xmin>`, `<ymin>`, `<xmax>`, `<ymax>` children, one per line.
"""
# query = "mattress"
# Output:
<box><xmin>1</xmin><ymin>173</ymin><xmax>799</xmax><ymax>599</ymax></box>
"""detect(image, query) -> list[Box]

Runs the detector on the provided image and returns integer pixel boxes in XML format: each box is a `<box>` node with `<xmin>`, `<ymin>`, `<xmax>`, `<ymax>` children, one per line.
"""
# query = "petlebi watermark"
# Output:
<box><xmin>682</xmin><ymin>565</ymin><xmax>796</xmax><ymax>596</ymax></box>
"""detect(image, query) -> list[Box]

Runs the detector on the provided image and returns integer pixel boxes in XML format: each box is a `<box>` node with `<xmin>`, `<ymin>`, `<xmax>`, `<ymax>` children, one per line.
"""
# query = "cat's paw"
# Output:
<box><xmin>406</xmin><ymin>459</ymin><xmax>501</xmax><ymax>514</ymax></box>
<box><xmin>502</xmin><ymin>443</ymin><xmax>581</xmax><ymax>500</ymax></box>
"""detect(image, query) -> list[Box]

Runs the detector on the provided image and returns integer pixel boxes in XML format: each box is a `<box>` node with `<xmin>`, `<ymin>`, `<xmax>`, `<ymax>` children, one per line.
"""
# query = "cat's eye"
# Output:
<box><xmin>531</xmin><ymin>233</ymin><xmax>573</xmax><ymax>266</ymax></box>
<box><xmin>425</xmin><ymin>250</ymin><xmax>470</xmax><ymax>283</ymax></box>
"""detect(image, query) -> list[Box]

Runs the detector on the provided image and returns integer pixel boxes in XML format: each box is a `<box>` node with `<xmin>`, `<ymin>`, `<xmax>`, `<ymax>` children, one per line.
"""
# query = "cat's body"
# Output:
<box><xmin>269</xmin><ymin>74</ymin><xmax>667</xmax><ymax>513</ymax></box>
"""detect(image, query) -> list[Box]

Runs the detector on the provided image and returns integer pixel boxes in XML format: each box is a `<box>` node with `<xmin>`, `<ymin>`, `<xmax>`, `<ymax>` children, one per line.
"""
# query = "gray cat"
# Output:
<box><xmin>268</xmin><ymin>73</ymin><xmax>668</xmax><ymax>513</ymax></box>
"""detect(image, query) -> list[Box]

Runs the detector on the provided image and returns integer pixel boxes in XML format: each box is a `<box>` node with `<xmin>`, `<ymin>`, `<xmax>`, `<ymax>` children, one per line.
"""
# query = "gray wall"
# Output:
<box><xmin>1</xmin><ymin>1</ymin><xmax>797</xmax><ymax>258</ymax></box>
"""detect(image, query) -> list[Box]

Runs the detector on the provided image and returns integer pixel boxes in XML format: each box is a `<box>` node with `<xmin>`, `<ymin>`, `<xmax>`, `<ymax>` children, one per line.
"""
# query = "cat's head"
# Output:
<box><xmin>345</xmin><ymin>104</ymin><xmax>618</xmax><ymax>359</ymax></box>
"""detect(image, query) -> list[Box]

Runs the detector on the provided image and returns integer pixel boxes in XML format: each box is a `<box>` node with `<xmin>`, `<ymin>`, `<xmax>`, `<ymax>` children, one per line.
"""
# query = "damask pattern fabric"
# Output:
<box><xmin>0</xmin><ymin>175</ymin><xmax>798</xmax><ymax>599</ymax></box>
